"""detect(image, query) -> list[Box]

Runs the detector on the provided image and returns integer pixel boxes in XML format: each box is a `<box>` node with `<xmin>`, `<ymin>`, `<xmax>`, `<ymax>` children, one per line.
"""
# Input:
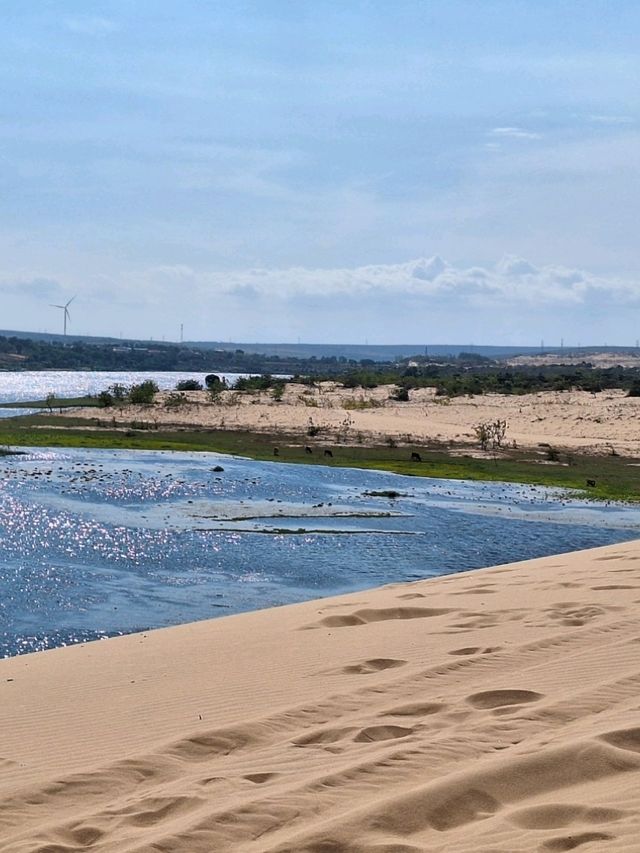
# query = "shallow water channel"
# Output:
<box><xmin>1</xmin><ymin>446</ymin><xmax>639</xmax><ymax>657</ymax></box>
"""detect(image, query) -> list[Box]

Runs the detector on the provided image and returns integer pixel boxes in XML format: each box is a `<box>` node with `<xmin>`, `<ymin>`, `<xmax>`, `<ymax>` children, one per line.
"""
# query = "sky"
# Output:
<box><xmin>1</xmin><ymin>0</ymin><xmax>639</xmax><ymax>345</ymax></box>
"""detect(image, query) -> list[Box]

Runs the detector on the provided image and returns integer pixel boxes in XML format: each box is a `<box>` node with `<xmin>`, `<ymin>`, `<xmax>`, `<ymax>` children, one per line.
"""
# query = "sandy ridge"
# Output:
<box><xmin>64</xmin><ymin>384</ymin><xmax>640</xmax><ymax>457</ymax></box>
<box><xmin>1</xmin><ymin>541</ymin><xmax>640</xmax><ymax>850</ymax></box>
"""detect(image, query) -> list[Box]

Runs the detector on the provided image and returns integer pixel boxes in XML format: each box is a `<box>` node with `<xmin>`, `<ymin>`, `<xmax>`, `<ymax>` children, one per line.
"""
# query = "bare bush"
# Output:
<box><xmin>474</xmin><ymin>419</ymin><xmax>508</xmax><ymax>451</ymax></box>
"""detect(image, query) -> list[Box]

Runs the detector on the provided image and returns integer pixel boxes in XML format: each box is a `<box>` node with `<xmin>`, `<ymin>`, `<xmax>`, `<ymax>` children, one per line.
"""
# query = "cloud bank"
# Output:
<box><xmin>142</xmin><ymin>255</ymin><xmax>639</xmax><ymax>308</ymax></box>
<box><xmin>2</xmin><ymin>256</ymin><xmax>636</xmax><ymax>343</ymax></box>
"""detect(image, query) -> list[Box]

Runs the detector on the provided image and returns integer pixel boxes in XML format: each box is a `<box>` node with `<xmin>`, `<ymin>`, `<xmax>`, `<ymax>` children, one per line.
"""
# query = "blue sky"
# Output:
<box><xmin>1</xmin><ymin>1</ymin><xmax>639</xmax><ymax>344</ymax></box>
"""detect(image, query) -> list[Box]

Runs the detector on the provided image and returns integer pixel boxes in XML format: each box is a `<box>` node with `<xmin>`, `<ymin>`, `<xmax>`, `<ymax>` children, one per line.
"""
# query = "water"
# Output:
<box><xmin>0</xmin><ymin>370</ymin><xmax>250</xmax><ymax>417</ymax></box>
<box><xmin>1</xmin><ymin>446</ymin><xmax>638</xmax><ymax>658</ymax></box>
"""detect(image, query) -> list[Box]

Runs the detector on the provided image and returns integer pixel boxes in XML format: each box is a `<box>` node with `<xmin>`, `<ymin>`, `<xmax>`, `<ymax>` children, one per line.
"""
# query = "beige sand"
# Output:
<box><xmin>64</xmin><ymin>384</ymin><xmax>640</xmax><ymax>457</ymax></box>
<box><xmin>1</xmin><ymin>540</ymin><xmax>640</xmax><ymax>851</ymax></box>
<box><xmin>507</xmin><ymin>352</ymin><xmax>640</xmax><ymax>369</ymax></box>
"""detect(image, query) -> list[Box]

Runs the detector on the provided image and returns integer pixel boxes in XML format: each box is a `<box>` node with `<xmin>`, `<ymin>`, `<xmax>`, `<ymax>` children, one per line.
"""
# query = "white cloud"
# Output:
<box><xmin>496</xmin><ymin>255</ymin><xmax>538</xmax><ymax>276</ymax></box>
<box><xmin>4</xmin><ymin>255</ymin><xmax>638</xmax><ymax>343</ymax></box>
<box><xmin>490</xmin><ymin>127</ymin><xmax>542</xmax><ymax>140</ymax></box>
<box><xmin>130</xmin><ymin>255</ymin><xmax>640</xmax><ymax>309</ymax></box>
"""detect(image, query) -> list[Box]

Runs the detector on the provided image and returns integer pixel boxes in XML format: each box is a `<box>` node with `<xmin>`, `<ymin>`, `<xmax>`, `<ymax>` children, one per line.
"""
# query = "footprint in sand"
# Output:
<box><xmin>244</xmin><ymin>772</ymin><xmax>278</xmax><ymax>784</ymax></box>
<box><xmin>292</xmin><ymin>727</ymin><xmax>355</xmax><ymax>747</ymax></box>
<box><xmin>448</xmin><ymin>646</ymin><xmax>502</xmax><ymax>656</ymax></box>
<box><xmin>446</xmin><ymin>612</ymin><xmax>503</xmax><ymax>631</ymax></box>
<box><xmin>381</xmin><ymin>701</ymin><xmax>447</xmax><ymax>717</ymax></box>
<box><xmin>598</xmin><ymin>727</ymin><xmax>640</xmax><ymax>753</ymax></box>
<box><xmin>353</xmin><ymin>725</ymin><xmax>414</xmax><ymax>743</ymax></box>
<box><xmin>167</xmin><ymin>728</ymin><xmax>253</xmax><ymax>761</ymax></box>
<box><xmin>452</xmin><ymin>585</ymin><xmax>498</xmax><ymax>596</ymax></box>
<box><xmin>507</xmin><ymin>803</ymin><xmax>627</xmax><ymax>829</ymax></box>
<box><xmin>311</xmin><ymin>607</ymin><xmax>452</xmax><ymax>629</ymax></box>
<box><xmin>119</xmin><ymin>795</ymin><xmax>201</xmax><ymax>828</ymax></box>
<box><xmin>198</xmin><ymin>776</ymin><xmax>226</xmax><ymax>786</ymax></box>
<box><xmin>342</xmin><ymin>658</ymin><xmax>408</xmax><ymax>675</ymax></box>
<box><xmin>466</xmin><ymin>689</ymin><xmax>544</xmax><ymax>710</ymax></box>
<box><xmin>56</xmin><ymin>825</ymin><xmax>106</xmax><ymax>846</ymax></box>
<box><xmin>541</xmin><ymin>831</ymin><xmax>614</xmax><ymax>851</ymax></box>
<box><xmin>545</xmin><ymin>603</ymin><xmax>610</xmax><ymax>627</ymax></box>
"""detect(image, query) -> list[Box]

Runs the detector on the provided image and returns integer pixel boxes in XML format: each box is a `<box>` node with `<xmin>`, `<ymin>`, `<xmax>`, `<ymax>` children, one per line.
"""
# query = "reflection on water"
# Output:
<box><xmin>0</xmin><ymin>370</ymin><xmax>248</xmax><ymax>417</ymax></box>
<box><xmin>1</xmin><ymin>447</ymin><xmax>638</xmax><ymax>658</ymax></box>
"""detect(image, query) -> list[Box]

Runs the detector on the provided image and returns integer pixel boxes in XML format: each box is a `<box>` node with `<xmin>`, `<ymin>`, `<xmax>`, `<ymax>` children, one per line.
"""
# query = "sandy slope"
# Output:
<box><xmin>65</xmin><ymin>384</ymin><xmax>640</xmax><ymax>457</ymax></box>
<box><xmin>1</xmin><ymin>547</ymin><xmax>640</xmax><ymax>851</ymax></box>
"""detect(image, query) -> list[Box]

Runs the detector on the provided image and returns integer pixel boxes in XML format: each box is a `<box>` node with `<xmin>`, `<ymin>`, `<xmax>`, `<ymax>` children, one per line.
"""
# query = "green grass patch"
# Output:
<box><xmin>0</xmin><ymin>396</ymin><xmax>100</xmax><ymax>410</ymax></box>
<box><xmin>341</xmin><ymin>398</ymin><xmax>383</xmax><ymax>410</ymax></box>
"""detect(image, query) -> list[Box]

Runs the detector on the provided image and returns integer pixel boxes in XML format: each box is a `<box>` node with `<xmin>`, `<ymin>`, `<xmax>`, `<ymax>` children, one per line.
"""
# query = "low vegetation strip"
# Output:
<box><xmin>0</xmin><ymin>395</ymin><xmax>100</xmax><ymax>409</ymax></box>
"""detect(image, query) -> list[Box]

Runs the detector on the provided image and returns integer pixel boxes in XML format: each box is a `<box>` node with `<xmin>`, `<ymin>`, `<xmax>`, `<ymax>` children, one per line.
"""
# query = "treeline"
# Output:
<box><xmin>293</xmin><ymin>364</ymin><xmax>640</xmax><ymax>397</ymax></box>
<box><xmin>3</xmin><ymin>332</ymin><xmax>640</xmax><ymax>398</ymax></box>
<box><xmin>0</xmin><ymin>334</ymin><xmax>497</xmax><ymax>375</ymax></box>
<box><xmin>0</xmin><ymin>334</ymin><xmax>408</xmax><ymax>374</ymax></box>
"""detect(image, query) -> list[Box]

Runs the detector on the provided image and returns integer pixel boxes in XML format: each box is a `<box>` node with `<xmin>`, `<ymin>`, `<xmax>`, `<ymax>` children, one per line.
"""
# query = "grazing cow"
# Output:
<box><xmin>305</xmin><ymin>446</ymin><xmax>313</xmax><ymax>454</ymax></box>
<box><xmin>586</xmin><ymin>479</ymin><xmax>596</xmax><ymax>487</ymax></box>
<box><xmin>411</xmin><ymin>452</ymin><xmax>422</xmax><ymax>463</ymax></box>
<box><xmin>323</xmin><ymin>449</ymin><xmax>333</xmax><ymax>458</ymax></box>
<box><xmin>273</xmin><ymin>447</ymin><xmax>279</xmax><ymax>456</ymax></box>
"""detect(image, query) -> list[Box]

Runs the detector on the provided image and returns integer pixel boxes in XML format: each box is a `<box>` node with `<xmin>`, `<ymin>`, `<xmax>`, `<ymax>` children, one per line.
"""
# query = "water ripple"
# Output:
<box><xmin>1</xmin><ymin>446</ymin><xmax>639</xmax><ymax>658</ymax></box>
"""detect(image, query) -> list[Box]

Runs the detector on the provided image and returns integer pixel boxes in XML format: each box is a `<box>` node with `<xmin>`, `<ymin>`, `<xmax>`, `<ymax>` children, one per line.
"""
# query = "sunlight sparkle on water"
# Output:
<box><xmin>1</xmin><ymin>446</ymin><xmax>640</xmax><ymax>658</ymax></box>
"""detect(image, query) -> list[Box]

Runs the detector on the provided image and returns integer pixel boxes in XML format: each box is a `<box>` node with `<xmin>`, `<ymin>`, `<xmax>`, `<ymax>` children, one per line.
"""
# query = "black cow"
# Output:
<box><xmin>586</xmin><ymin>479</ymin><xmax>596</xmax><ymax>487</ymax></box>
<box><xmin>323</xmin><ymin>449</ymin><xmax>333</xmax><ymax>458</ymax></box>
<box><xmin>305</xmin><ymin>446</ymin><xmax>313</xmax><ymax>454</ymax></box>
<box><xmin>411</xmin><ymin>452</ymin><xmax>422</xmax><ymax>462</ymax></box>
<box><xmin>273</xmin><ymin>447</ymin><xmax>279</xmax><ymax>456</ymax></box>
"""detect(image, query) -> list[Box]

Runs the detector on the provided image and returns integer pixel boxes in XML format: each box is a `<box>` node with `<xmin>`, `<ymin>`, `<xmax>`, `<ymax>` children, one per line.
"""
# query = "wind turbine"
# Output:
<box><xmin>50</xmin><ymin>296</ymin><xmax>76</xmax><ymax>336</ymax></box>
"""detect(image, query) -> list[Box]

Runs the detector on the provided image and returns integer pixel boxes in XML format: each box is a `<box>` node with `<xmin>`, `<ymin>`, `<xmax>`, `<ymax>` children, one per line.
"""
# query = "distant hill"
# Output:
<box><xmin>1</xmin><ymin>329</ymin><xmax>638</xmax><ymax>363</ymax></box>
<box><xmin>0</xmin><ymin>329</ymin><xmax>125</xmax><ymax>346</ymax></box>
<box><xmin>173</xmin><ymin>340</ymin><xmax>640</xmax><ymax>362</ymax></box>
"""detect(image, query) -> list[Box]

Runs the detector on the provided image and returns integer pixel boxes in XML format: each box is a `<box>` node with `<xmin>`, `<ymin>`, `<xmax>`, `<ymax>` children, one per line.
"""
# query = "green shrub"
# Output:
<box><xmin>391</xmin><ymin>386</ymin><xmax>410</xmax><ymax>402</ymax></box>
<box><xmin>128</xmin><ymin>380</ymin><xmax>158</xmax><ymax>405</ymax></box>
<box><xmin>165</xmin><ymin>392</ymin><xmax>188</xmax><ymax>408</ymax></box>
<box><xmin>97</xmin><ymin>390</ymin><xmax>114</xmax><ymax>408</ymax></box>
<box><xmin>175</xmin><ymin>379</ymin><xmax>202</xmax><ymax>391</ymax></box>
<box><xmin>108</xmin><ymin>383</ymin><xmax>128</xmax><ymax>401</ymax></box>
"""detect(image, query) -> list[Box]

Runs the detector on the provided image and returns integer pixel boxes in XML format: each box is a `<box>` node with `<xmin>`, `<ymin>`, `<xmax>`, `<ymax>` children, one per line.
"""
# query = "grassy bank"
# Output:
<box><xmin>0</xmin><ymin>412</ymin><xmax>637</xmax><ymax>502</ymax></box>
<box><xmin>0</xmin><ymin>396</ymin><xmax>99</xmax><ymax>410</ymax></box>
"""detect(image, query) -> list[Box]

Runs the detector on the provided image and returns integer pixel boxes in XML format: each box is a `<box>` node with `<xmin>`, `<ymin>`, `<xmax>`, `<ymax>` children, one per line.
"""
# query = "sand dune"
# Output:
<box><xmin>64</xmin><ymin>384</ymin><xmax>640</xmax><ymax>457</ymax></box>
<box><xmin>1</xmin><ymin>541</ymin><xmax>640</xmax><ymax>851</ymax></box>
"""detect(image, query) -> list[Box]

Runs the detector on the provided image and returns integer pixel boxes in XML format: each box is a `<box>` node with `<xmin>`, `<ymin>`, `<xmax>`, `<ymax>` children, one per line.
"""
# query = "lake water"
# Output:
<box><xmin>1</xmin><ymin>446</ymin><xmax>638</xmax><ymax>658</ymax></box>
<box><xmin>0</xmin><ymin>370</ymin><xmax>249</xmax><ymax>417</ymax></box>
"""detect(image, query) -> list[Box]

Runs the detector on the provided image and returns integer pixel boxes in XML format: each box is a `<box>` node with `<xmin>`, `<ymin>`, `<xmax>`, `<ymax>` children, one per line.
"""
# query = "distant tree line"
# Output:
<box><xmin>4</xmin><ymin>333</ymin><xmax>640</xmax><ymax>398</ymax></box>
<box><xmin>0</xmin><ymin>334</ymin><xmax>386</xmax><ymax>374</ymax></box>
<box><xmin>295</xmin><ymin>363</ymin><xmax>640</xmax><ymax>397</ymax></box>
